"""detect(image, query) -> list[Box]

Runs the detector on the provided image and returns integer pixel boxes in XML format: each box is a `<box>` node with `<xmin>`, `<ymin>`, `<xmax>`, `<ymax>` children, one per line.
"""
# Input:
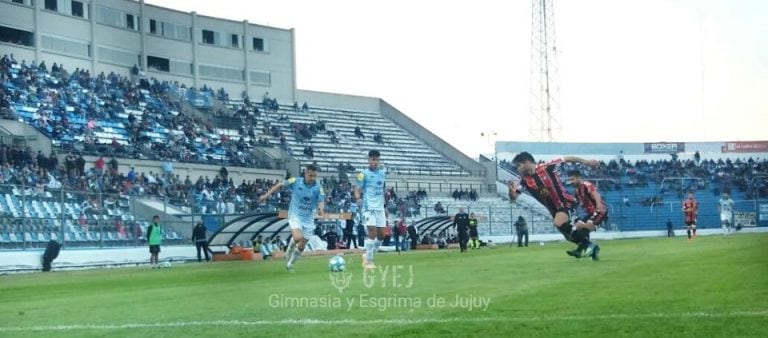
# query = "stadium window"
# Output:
<box><xmin>169</xmin><ymin>60</ymin><xmax>193</xmax><ymax>76</ymax></box>
<box><xmin>250</xmin><ymin>71</ymin><xmax>271</xmax><ymax>86</ymax></box>
<box><xmin>147</xmin><ymin>55</ymin><xmax>170</xmax><ymax>72</ymax></box>
<box><xmin>12</xmin><ymin>0</ymin><xmax>25</xmax><ymax>4</ymax></box>
<box><xmin>231</xmin><ymin>34</ymin><xmax>239</xmax><ymax>48</ymax></box>
<box><xmin>202</xmin><ymin>29</ymin><xmax>215</xmax><ymax>45</ymax></box>
<box><xmin>0</xmin><ymin>25</ymin><xmax>35</xmax><ymax>47</ymax></box>
<box><xmin>252</xmin><ymin>37</ymin><xmax>264</xmax><ymax>52</ymax></box>
<box><xmin>199</xmin><ymin>64</ymin><xmax>244</xmax><ymax>81</ymax></box>
<box><xmin>44</xmin><ymin>0</ymin><xmax>57</xmax><ymax>11</ymax></box>
<box><xmin>126</xmin><ymin>14</ymin><xmax>135</xmax><ymax>30</ymax></box>
<box><xmin>41</xmin><ymin>35</ymin><xmax>90</xmax><ymax>57</ymax></box>
<box><xmin>71</xmin><ymin>1</ymin><xmax>84</xmax><ymax>18</ymax></box>
<box><xmin>149</xmin><ymin>19</ymin><xmax>157</xmax><ymax>34</ymax></box>
<box><xmin>99</xmin><ymin>46</ymin><xmax>139</xmax><ymax>67</ymax></box>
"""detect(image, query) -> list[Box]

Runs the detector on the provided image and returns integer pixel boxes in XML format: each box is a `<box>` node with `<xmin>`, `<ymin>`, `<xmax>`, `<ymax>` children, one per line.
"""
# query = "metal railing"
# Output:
<box><xmin>0</xmin><ymin>183</ymin><xmax>278</xmax><ymax>250</ymax></box>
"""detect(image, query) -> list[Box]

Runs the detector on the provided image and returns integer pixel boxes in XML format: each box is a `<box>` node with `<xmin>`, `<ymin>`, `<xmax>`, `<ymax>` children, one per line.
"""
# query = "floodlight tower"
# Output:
<box><xmin>530</xmin><ymin>0</ymin><xmax>561</xmax><ymax>142</ymax></box>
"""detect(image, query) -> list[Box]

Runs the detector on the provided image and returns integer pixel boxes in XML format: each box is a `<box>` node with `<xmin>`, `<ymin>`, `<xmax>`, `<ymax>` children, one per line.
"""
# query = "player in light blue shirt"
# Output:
<box><xmin>260</xmin><ymin>165</ymin><xmax>325</xmax><ymax>271</ymax></box>
<box><xmin>354</xmin><ymin>150</ymin><xmax>387</xmax><ymax>269</ymax></box>
<box><xmin>718</xmin><ymin>191</ymin><xmax>735</xmax><ymax>236</ymax></box>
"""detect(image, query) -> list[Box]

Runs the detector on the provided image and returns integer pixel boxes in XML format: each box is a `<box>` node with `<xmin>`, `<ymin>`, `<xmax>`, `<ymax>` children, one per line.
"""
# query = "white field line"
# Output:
<box><xmin>1</xmin><ymin>310</ymin><xmax>767</xmax><ymax>332</ymax></box>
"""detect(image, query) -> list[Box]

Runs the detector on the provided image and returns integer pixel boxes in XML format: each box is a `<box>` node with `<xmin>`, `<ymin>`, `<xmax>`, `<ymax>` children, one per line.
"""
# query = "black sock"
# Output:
<box><xmin>572</xmin><ymin>228</ymin><xmax>591</xmax><ymax>247</ymax></box>
<box><xmin>558</xmin><ymin>222</ymin><xmax>574</xmax><ymax>242</ymax></box>
<box><xmin>687</xmin><ymin>229</ymin><xmax>691</xmax><ymax>239</ymax></box>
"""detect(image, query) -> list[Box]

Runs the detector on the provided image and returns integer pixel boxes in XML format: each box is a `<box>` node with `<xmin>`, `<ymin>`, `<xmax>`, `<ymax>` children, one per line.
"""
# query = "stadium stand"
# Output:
<box><xmin>498</xmin><ymin>156</ymin><xmax>768</xmax><ymax>231</ymax></box>
<box><xmin>2</xmin><ymin>55</ymin><xmax>477</xmax><ymax>180</ymax></box>
<box><xmin>0</xmin><ymin>56</ymin><xmax>271</xmax><ymax>168</ymax></box>
<box><xmin>0</xmin><ymin>54</ymin><xmax>482</xmax><ymax>247</ymax></box>
<box><xmin>220</xmin><ymin>97</ymin><xmax>470</xmax><ymax>176</ymax></box>
<box><xmin>3</xmin><ymin>49</ymin><xmax>766</xmax><ymax>251</ymax></box>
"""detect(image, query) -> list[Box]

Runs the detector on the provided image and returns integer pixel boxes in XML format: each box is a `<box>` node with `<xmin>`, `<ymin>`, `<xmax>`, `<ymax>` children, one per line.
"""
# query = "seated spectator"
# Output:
<box><xmin>273</xmin><ymin>235</ymin><xmax>286</xmax><ymax>252</ymax></box>
<box><xmin>436</xmin><ymin>233</ymin><xmax>447</xmax><ymax>249</ymax></box>
<box><xmin>47</xmin><ymin>175</ymin><xmax>62</xmax><ymax>190</ymax></box>
<box><xmin>323</xmin><ymin>230</ymin><xmax>339</xmax><ymax>250</ymax></box>
<box><xmin>254</xmin><ymin>235</ymin><xmax>272</xmax><ymax>260</ymax></box>
<box><xmin>229</xmin><ymin>243</ymin><xmax>242</xmax><ymax>255</ymax></box>
<box><xmin>434</xmin><ymin>202</ymin><xmax>446</xmax><ymax>214</ymax></box>
<box><xmin>373</xmin><ymin>132</ymin><xmax>384</xmax><ymax>144</ymax></box>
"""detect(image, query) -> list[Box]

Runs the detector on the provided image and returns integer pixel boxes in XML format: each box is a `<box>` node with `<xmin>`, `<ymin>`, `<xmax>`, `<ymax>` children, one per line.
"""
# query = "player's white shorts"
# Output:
<box><xmin>720</xmin><ymin>213</ymin><xmax>734</xmax><ymax>225</ymax></box>
<box><xmin>288</xmin><ymin>217</ymin><xmax>315</xmax><ymax>238</ymax></box>
<box><xmin>362</xmin><ymin>210</ymin><xmax>387</xmax><ymax>228</ymax></box>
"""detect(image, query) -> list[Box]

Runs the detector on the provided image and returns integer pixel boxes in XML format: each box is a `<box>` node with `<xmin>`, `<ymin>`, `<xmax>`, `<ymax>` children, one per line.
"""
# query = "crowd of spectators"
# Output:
<box><xmin>4</xmin><ymin>54</ymin><xmax>470</xmax><ymax>181</ymax></box>
<box><xmin>0</xmin><ymin>142</ymin><xmax>285</xmax><ymax>227</ymax></box>
<box><xmin>500</xmin><ymin>156</ymin><xmax>768</xmax><ymax>200</ymax></box>
<box><xmin>1</xmin><ymin>55</ymin><xmax>272</xmax><ymax>169</ymax></box>
<box><xmin>452</xmin><ymin>188</ymin><xmax>479</xmax><ymax>201</ymax></box>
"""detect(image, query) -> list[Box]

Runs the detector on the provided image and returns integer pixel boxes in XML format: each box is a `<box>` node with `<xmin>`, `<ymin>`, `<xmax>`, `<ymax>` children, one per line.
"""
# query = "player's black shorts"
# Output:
<box><xmin>149</xmin><ymin>245</ymin><xmax>161</xmax><ymax>254</ymax></box>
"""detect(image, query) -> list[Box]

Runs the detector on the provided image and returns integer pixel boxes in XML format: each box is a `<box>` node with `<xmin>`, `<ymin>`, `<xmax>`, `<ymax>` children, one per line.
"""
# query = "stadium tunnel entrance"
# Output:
<box><xmin>414</xmin><ymin>216</ymin><xmax>455</xmax><ymax>236</ymax></box>
<box><xmin>208</xmin><ymin>212</ymin><xmax>290</xmax><ymax>249</ymax></box>
<box><xmin>209</xmin><ymin>214</ymin><xmax>459</xmax><ymax>248</ymax></box>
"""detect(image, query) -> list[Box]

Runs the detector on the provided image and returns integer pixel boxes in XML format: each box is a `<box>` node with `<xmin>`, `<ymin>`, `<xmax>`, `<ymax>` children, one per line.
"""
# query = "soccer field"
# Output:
<box><xmin>1</xmin><ymin>234</ymin><xmax>767</xmax><ymax>337</ymax></box>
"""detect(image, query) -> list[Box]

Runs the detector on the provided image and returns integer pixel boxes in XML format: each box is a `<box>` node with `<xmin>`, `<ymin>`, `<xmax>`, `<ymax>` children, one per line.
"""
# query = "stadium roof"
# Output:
<box><xmin>208</xmin><ymin>213</ymin><xmax>290</xmax><ymax>247</ymax></box>
<box><xmin>415</xmin><ymin>216</ymin><xmax>455</xmax><ymax>236</ymax></box>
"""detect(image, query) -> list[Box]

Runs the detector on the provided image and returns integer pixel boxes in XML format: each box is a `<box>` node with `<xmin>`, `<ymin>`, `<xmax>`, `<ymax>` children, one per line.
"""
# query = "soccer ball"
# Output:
<box><xmin>162</xmin><ymin>261</ymin><xmax>172</xmax><ymax>268</ymax></box>
<box><xmin>328</xmin><ymin>255</ymin><xmax>346</xmax><ymax>272</ymax></box>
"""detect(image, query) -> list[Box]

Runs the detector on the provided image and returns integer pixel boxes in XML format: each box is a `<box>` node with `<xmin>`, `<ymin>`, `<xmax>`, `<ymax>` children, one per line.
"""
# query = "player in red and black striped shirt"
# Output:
<box><xmin>682</xmin><ymin>192</ymin><xmax>698</xmax><ymax>240</ymax></box>
<box><xmin>568</xmin><ymin>170</ymin><xmax>607</xmax><ymax>260</ymax></box>
<box><xmin>507</xmin><ymin>152</ymin><xmax>599</xmax><ymax>253</ymax></box>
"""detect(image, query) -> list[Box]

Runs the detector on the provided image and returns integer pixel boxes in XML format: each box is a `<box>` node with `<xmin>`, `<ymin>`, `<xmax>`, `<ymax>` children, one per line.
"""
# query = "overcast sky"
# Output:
<box><xmin>147</xmin><ymin>0</ymin><xmax>767</xmax><ymax>158</ymax></box>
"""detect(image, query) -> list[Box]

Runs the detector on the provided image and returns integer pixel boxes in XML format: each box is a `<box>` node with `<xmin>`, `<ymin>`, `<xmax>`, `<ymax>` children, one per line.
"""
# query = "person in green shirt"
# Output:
<box><xmin>147</xmin><ymin>215</ymin><xmax>163</xmax><ymax>268</ymax></box>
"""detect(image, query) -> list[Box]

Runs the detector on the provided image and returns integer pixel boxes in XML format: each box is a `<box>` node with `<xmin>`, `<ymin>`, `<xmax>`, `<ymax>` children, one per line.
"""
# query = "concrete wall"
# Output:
<box><xmin>0</xmin><ymin>1</ymin><xmax>35</xmax><ymax>30</ymax></box>
<box><xmin>0</xmin><ymin>43</ymin><xmax>35</xmax><ymax>63</ymax></box>
<box><xmin>295</xmin><ymin>89</ymin><xmax>381</xmax><ymax>112</ymax></box>
<box><xmin>479</xmin><ymin>155</ymin><xmax>498</xmax><ymax>193</ymax></box>
<box><xmin>0</xmin><ymin>0</ymin><xmax>296</xmax><ymax>103</ymax></box>
<box><xmin>4</xmin><ymin>228</ymin><xmax>766</xmax><ymax>271</ymax></box>
<box><xmin>256</xmin><ymin>147</ymin><xmax>300</xmax><ymax>175</ymax></box>
<box><xmin>387</xmin><ymin>174</ymin><xmax>488</xmax><ymax>195</ymax></box>
<box><xmin>0</xmin><ymin>120</ymin><xmax>52</xmax><ymax>155</ymax></box>
<box><xmin>74</xmin><ymin>155</ymin><xmax>286</xmax><ymax>183</ymax></box>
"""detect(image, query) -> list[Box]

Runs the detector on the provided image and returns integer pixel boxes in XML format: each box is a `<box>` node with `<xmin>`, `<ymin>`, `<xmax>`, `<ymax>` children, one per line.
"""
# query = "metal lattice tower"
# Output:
<box><xmin>529</xmin><ymin>0</ymin><xmax>561</xmax><ymax>142</ymax></box>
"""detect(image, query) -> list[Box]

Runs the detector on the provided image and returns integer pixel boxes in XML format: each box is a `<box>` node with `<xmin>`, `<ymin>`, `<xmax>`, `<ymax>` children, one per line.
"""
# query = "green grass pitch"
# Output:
<box><xmin>1</xmin><ymin>234</ymin><xmax>767</xmax><ymax>337</ymax></box>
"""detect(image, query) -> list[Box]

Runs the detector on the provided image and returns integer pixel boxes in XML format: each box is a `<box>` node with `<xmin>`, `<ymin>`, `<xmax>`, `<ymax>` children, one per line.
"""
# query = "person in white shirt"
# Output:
<box><xmin>718</xmin><ymin>192</ymin><xmax>736</xmax><ymax>237</ymax></box>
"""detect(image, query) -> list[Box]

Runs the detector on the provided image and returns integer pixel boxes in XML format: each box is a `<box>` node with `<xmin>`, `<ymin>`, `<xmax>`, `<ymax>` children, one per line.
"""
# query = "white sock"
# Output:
<box><xmin>288</xmin><ymin>248</ymin><xmax>302</xmax><ymax>266</ymax></box>
<box><xmin>286</xmin><ymin>238</ymin><xmax>296</xmax><ymax>253</ymax></box>
<box><xmin>371</xmin><ymin>239</ymin><xmax>383</xmax><ymax>262</ymax></box>
<box><xmin>365</xmin><ymin>239</ymin><xmax>375</xmax><ymax>262</ymax></box>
